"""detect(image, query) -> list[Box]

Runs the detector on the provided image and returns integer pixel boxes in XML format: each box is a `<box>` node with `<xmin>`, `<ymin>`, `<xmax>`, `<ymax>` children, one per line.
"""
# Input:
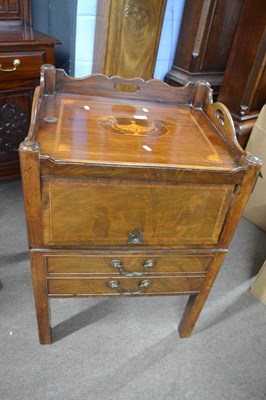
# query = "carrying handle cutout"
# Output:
<box><xmin>114</xmin><ymin>83</ymin><xmax>140</xmax><ymax>93</ymax></box>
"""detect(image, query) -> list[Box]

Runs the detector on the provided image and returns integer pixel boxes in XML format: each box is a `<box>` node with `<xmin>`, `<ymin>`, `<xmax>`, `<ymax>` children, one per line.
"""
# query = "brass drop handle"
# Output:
<box><xmin>107</xmin><ymin>279</ymin><xmax>151</xmax><ymax>295</ymax></box>
<box><xmin>0</xmin><ymin>59</ymin><xmax>21</xmax><ymax>73</ymax></box>
<box><xmin>110</xmin><ymin>259</ymin><xmax>155</xmax><ymax>277</ymax></box>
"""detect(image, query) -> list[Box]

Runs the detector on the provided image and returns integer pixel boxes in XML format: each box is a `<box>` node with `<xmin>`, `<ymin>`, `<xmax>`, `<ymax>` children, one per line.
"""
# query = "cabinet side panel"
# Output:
<box><xmin>19</xmin><ymin>145</ymin><xmax>43</xmax><ymax>247</ymax></box>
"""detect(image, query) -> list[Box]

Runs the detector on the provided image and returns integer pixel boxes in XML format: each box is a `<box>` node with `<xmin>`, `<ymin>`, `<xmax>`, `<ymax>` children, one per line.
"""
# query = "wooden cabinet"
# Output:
<box><xmin>164</xmin><ymin>0</ymin><xmax>244</xmax><ymax>97</ymax></box>
<box><xmin>217</xmin><ymin>0</ymin><xmax>266</xmax><ymax>148</ymax></box>
<box><xmin>93</xmin><ymin>0</ymin><xmax>166</xmax><ymax>79</ymax></box>
<box><xmin>20</xmin><ymin>65</ymin><xmax>261</xmax><ymax>344</ymax></box>
<box><xmin>0</xmin><ymin>0</ymin><xmax>59</xmax><ymax>180</ymax></box>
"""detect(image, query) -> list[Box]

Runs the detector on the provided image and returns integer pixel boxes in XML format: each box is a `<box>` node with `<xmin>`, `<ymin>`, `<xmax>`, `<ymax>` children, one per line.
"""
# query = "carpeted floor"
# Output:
<box><xmin>1</xmin><ymin>179</ymin><xmax>266</xmax><ymax>400</ymax></box>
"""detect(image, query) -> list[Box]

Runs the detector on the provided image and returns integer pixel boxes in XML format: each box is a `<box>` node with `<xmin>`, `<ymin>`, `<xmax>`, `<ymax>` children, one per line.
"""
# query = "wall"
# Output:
<box><xmin>74</xmin><ymin>0</ymin><xmax>98</xmax><ymax>78</ymax></box>
<box><xmin>31</xmin><ymin>0</ymin><xmax>78</xmax><ymax>75</ymax></box>
<box><xmin>154</xmin><ymin>0</ymin><xmax>185</xmax><ymax>79</ymax></box>
<box><xmin>74</xmin><ymin>0</ymin><xmax>185</xmax><ymax>80</ymax></box>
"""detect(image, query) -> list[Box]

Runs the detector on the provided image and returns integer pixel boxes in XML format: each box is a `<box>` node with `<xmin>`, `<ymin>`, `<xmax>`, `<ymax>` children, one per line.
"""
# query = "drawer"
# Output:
<box><xmin>47</xmin><ymin>276</ymin><xmax>205</xmax><ymax>296</ymax></box>
<box><xmin>45</xmin><ymin>253</ymin><xmax>212</xmax><ymax>275</ymax></box>
<box><xmin>0</xmin><ymin>51</ymin><xmax>46</xmax><ymax>80</ymax></box>
<box><xmin>42</xmin><ymin>177</ymin><xmax>234</xmax><ymax>248</ymax></box>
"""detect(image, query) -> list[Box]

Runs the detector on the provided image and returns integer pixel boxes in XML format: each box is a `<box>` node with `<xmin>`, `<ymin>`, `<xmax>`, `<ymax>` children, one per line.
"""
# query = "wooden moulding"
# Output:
<box><xmin>0</xmin><ymin>0</ymin><xmax>32</xmax><ymax>26</ymax></box>
<box><xmin>40</xmin><ymin>160</ymin><xmax>245</xmax><ymax>184</ymax></box>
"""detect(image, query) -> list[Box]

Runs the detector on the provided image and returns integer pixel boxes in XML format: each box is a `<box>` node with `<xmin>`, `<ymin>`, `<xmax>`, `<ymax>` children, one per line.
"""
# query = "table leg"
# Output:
<box><xmin>30</xmin><ymin>252</ymin><xmax>52</xmax><ymax>344</ymax></box>
<box><xmin>178</xmin><ymin>252</ymin><xmax>227</xmax><ymax>338</ymax></box>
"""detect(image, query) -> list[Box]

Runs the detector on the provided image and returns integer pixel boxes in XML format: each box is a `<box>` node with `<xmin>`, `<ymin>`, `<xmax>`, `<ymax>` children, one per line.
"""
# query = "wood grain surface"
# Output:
<box><xmin>42</xmin><ymin>177</ymin><xmax>234</xmax><ymax>248</ymax></box>
<box><xmin>104</xmin><ymin>0</ymin><xmax>166</xmax><ymax>79</ymax></box>
<box><xmin>47</xmin><ymin>276</ymin><xmax>204</xmax><ymax>296</ymax></box>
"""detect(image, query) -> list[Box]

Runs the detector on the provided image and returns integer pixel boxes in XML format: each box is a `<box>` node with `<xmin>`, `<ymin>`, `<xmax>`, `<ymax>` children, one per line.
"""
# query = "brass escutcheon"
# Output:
<box><xmin>128</xmin><ymin>229</ymin><xmax>143</xmax><ymax>245</ymax></box>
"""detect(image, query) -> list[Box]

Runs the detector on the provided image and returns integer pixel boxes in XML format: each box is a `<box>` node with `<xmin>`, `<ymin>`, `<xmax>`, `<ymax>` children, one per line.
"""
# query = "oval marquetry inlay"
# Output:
<box><xmin>98</xmin><ymin>116</ymin><xmax>168</xmax><ymax>137</ymax></box>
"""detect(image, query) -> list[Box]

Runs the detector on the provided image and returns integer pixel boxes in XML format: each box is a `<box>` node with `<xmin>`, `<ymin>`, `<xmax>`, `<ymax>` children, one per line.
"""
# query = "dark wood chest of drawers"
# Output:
<box><xmin>0</xmin><ymin>0</ymin><xmax>59</xmax><ymax>179</ymax></box>
<box><xmin>20</xmin><ymin>64</ymin><xmax>262</xmax><ymax>344</ymax></box>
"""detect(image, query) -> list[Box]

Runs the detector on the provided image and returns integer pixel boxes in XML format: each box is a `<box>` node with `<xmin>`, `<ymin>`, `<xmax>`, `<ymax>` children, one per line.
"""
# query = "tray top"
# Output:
<box><xmin>34</xmin><ymin>92</ymin><xmax>240</xmax><ymax>171</ymax></box>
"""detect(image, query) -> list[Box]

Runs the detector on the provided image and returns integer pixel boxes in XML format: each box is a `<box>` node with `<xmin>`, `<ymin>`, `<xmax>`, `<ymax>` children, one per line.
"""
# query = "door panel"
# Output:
<box><xmin>42</xmin><ymin>177</ymin><xmax>234</xmax><ymax>247</ymax></box>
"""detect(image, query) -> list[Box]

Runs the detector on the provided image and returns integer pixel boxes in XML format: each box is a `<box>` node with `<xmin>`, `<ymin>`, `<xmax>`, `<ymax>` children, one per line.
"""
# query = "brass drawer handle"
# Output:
<box><xmin>110</xmin><ymin>259</ymin><xmax>155</xmax><ymax>277</ymax></box>
<box><xmin>107</xmin><ymin>279</ymin><xmax>151</xmax><ymax>295</ymax></box>
<box><xmin>0</xmin><ymin>59</ymin><xmax>21</xmax><ymax>72</ymax></box>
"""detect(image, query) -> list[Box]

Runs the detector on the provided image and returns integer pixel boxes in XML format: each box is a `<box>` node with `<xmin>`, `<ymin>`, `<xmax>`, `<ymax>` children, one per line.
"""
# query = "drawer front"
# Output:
<box><xmin>45</xmin><ymin>253</ymin><xmax>212</xmax><ymax>275</ymax></box>
<box><xmin>0</xmin><ymin>51</ymin><xmax>46</xmax><ymax>80</ymax></box>
<box><xmin>47</xmin><ymin>276</ymin><xmax>204</xmax><ymax>296</ymax></box>
<box><xmin>42</xmin><ymin>177</ymin><xmax>234</xmax><ymax>247</ymax></box>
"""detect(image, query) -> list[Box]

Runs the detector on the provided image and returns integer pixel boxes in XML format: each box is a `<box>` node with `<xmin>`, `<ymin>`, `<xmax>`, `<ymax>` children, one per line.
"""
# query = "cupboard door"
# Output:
<box><xmin>42</xmin><ymin>177</ymin><xmax>234</xmax><ymax>248</ymax></box>
<box><xmin>0</xmin><ymin>88</ymin><xmax>33</xmax><ymax>178</ymax></box>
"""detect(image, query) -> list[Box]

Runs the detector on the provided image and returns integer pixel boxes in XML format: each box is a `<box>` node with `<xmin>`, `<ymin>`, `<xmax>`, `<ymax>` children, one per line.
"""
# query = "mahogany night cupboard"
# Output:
<box><xmin>19</xmin><ymin>64</ymin><xmax>262</xmax><ymax>344</ymax></box>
